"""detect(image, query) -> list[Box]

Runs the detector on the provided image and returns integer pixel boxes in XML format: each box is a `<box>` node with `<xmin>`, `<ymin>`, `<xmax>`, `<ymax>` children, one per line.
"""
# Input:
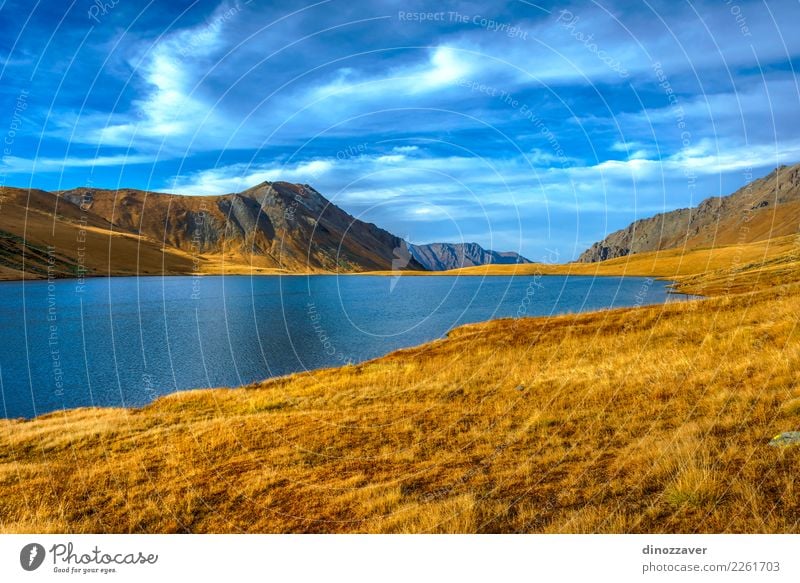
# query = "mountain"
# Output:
<box><xmin>0</xmin><ymin>182</ymin><xmax>424</xmax><ymax>279</ymax></box>
<box><xmin>408</xmin><ymin>242</ymin><xmax>531</xmax><ymax>271</ymax></box>
<box><xmin>578</xmin><ymin>163</ymin><xmax>800</xmax><ymax>262</ymax></box>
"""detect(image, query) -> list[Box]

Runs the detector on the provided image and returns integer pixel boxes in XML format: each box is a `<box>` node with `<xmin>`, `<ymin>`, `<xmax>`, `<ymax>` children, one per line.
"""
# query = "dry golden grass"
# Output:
<box><xmin>425</xmin><ymin>234</ymin><xmax>798</xmax><ymax>281</ymax></box>
<box><xmin>670</xmin><ymin>236</ymin><xmax>800</xmax><ymax>295</ymax></box>
<box><xmin>0</xmin><ymin>234</ymin><xmax>799</xmax><ymax>533</ymax></box>
<box><xmin>363</xmin><ymin>234</ymin><xmax>800</xmax><ymax>296</ymax></box>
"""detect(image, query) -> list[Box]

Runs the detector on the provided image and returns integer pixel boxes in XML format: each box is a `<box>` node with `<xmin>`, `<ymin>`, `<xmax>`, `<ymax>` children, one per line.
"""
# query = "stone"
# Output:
<box><xmin>768</xmin><ymin>432</ymin><xmax>800</xmax><ymax>447</ymax></box>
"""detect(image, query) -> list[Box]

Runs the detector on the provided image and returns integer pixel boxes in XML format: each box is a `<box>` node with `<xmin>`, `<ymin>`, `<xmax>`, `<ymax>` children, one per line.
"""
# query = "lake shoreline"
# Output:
<box><xmin>0</xmin><ymin>268</ymin><xmax>698</xmax><ymax>295</ymax></box>
<box><xmin>1</xmin><ymin>278</ymin><xmax>703</xmax><ymax>423</ymax></box>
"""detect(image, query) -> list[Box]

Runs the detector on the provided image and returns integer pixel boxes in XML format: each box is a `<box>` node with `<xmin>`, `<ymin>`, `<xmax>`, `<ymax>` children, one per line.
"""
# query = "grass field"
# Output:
<box><xmin>404</xmin><ymin>234</ymin><xmax>800</xmax><ymax>292</ymax></box>
<box><xmin>0</xmin><ymin>234</ymin><xmax>798</xmax><ymax>533</ymax></box>
<box><xmin>361</xmin><ymin>234</ymin><xmax>800</xmax><ymax>295</ymax></box>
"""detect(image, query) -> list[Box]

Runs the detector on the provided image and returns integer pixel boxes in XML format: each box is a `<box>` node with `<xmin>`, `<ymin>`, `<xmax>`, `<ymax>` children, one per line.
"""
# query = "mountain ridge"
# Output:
<box><xmin>409</xmin><ymin>242</ymin><xmax>531</xmax><ymax>271</ymax></box>
<box><xmin>0</xmin><ymin>182</ymin><xmax>426</xmax><ymax>278</ymax></box>
<box><xmin>578</xmin><ymin>163</ymin><xmax>800</xmax><ymax>262</ymax></box>
<box><xmin>0</xmin><ymin>182</ymin><xmax>528</xmax><ymax>279</ymax></box>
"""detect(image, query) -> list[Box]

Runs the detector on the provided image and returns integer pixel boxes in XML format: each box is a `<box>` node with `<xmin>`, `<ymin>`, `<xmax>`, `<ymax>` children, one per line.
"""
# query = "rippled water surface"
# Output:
<box><xmin>0</xmin><ymin>274</ymin><xmax>693</xmax><ymax>418</ymax></box>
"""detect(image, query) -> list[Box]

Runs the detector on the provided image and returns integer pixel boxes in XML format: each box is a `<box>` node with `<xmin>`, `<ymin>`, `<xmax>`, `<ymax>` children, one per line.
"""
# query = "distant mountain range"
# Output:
<box><xmin>0</xmin><ymin>181</ymin><xmax>528</xmax><ymax>279</ymax></box>
<box><xmin>5</xmin><ymin>163</ymin><xmax>793</xmax><ymax>280</ymax></box>
<box><xmin>409</xmin><ymin>242</ymin><xmax>531</xmax><ymax>271</ymax></box>
<box><xmin>579</xmin><ymin>163</ymin><xmax>800</xmax><ymax>262</ymax></box>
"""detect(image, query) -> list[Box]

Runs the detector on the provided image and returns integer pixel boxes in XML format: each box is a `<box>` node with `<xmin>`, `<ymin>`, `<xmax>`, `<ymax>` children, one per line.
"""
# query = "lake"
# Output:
<box><xmin>0</xmin><ymin>274</ymin><xmax>694</xmax><ymax>418</ymax></box>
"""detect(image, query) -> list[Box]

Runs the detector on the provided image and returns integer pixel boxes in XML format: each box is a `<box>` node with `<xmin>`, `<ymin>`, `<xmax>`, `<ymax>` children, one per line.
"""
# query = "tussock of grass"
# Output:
<box><xmin>1</xmin><ymin>239</ymin><xmax>799</xmax><ymax>533</ymax></box>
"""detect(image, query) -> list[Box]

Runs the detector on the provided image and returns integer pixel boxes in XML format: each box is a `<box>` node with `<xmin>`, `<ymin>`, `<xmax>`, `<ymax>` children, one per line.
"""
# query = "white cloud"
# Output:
<box><xmin>391</xmin><ymin>145</ymin><xmax>419</xmax><ymax>153</ymax></box>
<box><xmin>310</xmin><ymin>45</ymin><xmax>477</xmax><ymax>102</ymax></box>
<box><xmin>1</xmin><ymin>154</ymin><xmax>155</xmax><ymax>173</ymax></box>
<box><xmin>71</xmin><ymin>2</ymin><xmax>250</xmax><ymax>150</ymax></box>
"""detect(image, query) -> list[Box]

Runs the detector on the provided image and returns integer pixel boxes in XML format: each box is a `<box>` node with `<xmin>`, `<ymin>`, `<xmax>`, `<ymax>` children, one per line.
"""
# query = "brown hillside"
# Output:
<box><xmin>0</xmin><ymin>182</ymin><xmax>425</xmax><ymax>279</ymax></box>
<box><xmin>0</xmin><ymin>187</ymin><xmax>196</xmax><ymax>278</ymax></box>
<box><xmin>579</xmin><ymin>163</ymin><xmax>800</xmax><ymax>262</ymax></box>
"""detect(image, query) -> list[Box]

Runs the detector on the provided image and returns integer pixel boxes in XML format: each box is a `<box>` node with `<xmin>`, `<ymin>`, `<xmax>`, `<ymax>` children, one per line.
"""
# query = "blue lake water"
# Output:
<box><xmin>0</xmin><ymin>274</ymin><xmax>693</xmax><ymax>418</ymax></box>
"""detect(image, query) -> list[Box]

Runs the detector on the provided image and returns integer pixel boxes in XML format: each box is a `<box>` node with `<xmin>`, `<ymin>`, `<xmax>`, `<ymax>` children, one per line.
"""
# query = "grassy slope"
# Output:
<box><xmin>0</xmin><ymin>188</ymin><xmax>198</xmax><ymax>278</ymax></box>
<box><xmin>433</xmin><ymin>234</ymin><xmax>799</xmax><ymax>286</ymax></box>
<box><xmin>361</xmin><ymin>234</ymin><xmax>800</xmax><ymax>295</ymax></box>
<box><xmin>0</xmin><ymin>235</ymin><xmax>799</xmax><ymax>533</ymax></box>
<box><xmin>0</xmin><ymin>186</ymin><xmax>425</xmax><ymax>279</ymax></box>
<box><xmin>0</xmin><ymin>189</ymin><xmax>340</xmax><ymax>280</ymax></box>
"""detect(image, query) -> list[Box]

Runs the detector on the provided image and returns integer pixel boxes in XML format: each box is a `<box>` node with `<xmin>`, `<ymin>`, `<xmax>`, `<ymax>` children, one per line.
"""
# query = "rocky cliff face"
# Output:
<box><xmin>578</xmin><ymin>163</ymin><xmax>800</xmax><ymax>262</ymax></box>
<box><xmin>409</xmin><ymin>242</ymin><xmax>531</xmax><ymax>271</ymax></box>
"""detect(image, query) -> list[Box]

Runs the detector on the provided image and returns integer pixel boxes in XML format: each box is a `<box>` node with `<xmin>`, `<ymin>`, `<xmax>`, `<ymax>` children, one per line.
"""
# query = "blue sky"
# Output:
<box><xmin>1</xmin><ymin>0</ymin><xmax>798</xmax><ymax>260</ymax></box>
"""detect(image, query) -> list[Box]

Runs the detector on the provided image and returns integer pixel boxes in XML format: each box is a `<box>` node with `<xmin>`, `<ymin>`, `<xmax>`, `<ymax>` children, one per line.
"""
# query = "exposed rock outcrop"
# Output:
<box><xmin>578</xmin><ymin>163</ymin><xmax>800</xmax><ymax>262</ymax></box>
<box><xmin>409</xmin><ymin>242</ymin><xmax>531</xmax><ymax>271</ymax></box>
